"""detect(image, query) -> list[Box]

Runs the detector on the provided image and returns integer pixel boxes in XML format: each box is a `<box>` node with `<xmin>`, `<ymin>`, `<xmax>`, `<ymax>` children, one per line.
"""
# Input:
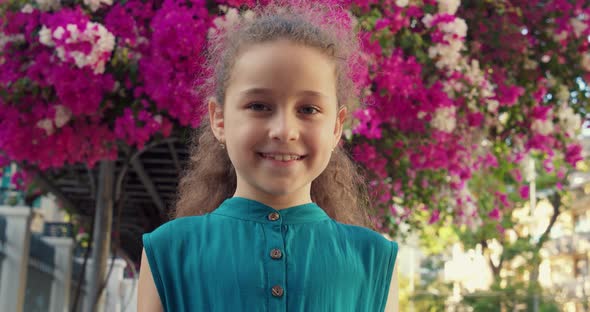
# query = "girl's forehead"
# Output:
<box><xmin>227</xmin><ymin>40</ymin><xmax>338</xmax><ymax>98</ymax></box>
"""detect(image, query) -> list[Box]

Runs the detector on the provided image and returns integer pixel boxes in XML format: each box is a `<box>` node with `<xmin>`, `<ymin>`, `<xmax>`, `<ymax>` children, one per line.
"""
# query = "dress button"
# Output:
<box><xmin>271</xmin><ymin>285</ymin><xmax>284</xmax><ymax>297</ymax></box>
<box><xmin>270</xmin><ymin>248</ymin><xmax>283</xmax><ymax>259</ymax></box>
<box><xmin>267</xmin><ymin>212</ymin><xmax>280</xmax><ymax>221</ymax></box>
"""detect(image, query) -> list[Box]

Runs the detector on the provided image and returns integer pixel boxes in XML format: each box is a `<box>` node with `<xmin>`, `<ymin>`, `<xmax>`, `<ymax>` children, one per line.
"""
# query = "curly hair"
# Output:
<box><xmin>173</xmin><ymin>0</ymin><xmax>372</xmax><ymax>228</ymax></box>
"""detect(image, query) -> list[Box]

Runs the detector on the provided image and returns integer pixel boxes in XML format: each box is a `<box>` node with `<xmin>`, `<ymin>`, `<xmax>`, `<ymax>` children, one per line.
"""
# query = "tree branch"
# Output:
<box><xmin>536</xmin><ymin>192</ymin><xmax>561</xmax><ymax>249</ymax></box>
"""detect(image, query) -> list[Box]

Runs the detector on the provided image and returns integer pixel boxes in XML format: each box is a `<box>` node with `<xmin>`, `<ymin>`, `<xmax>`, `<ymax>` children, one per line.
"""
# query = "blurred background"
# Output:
<box><xmin>2</xmin><ymin>0</ymin><xmax>590</xmax><ymax>311</ymax></box>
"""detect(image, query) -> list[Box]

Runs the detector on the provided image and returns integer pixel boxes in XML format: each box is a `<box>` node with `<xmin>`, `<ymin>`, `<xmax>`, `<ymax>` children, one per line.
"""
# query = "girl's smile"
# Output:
<box><xmin>258</xmin><ymin>152</ymin><xmax>306</xmax><ymax>166</ymax></box>
<box><xmin>258</xmin><ymin>152</ymin><xmax>305</xmax><ymax>161</ymax></box>
<box><xmin>209</xmin><ymin>39</ymin><xmax>346</xmax><ymax>208</ymax></box>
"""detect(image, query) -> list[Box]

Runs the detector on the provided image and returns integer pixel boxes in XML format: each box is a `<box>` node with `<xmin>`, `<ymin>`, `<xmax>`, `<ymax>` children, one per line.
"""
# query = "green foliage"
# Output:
<box><xmin>419</xmin><ymin>219</ymin><xmax>459</xmax><ymax>254</ymax></box>
<box><xmin>462</xmin><ymin>280</ymin><xmax>561</xmax><ymax>312</ymax></box>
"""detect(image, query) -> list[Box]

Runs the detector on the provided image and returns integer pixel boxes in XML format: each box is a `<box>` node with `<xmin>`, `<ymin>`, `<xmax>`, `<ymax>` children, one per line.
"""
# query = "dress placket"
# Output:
<box><xmin>264</xmin><ymin>210</ymin><xmax>287</xmax><ymax>311</ymax></box>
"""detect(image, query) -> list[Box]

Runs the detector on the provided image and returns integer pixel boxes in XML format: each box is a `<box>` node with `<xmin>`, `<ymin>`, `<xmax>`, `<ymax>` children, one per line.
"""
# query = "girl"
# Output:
<box><xmin>138</xmin><ymin>1</ymin><xmax>399</xmax><ymax>311</ymax></box>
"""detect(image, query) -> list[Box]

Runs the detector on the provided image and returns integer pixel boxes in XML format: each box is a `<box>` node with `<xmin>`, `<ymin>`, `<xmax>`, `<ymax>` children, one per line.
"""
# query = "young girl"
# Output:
<box><xmin>138</xmin><ymin>2</ymin><xmax>398</xmax><ymax>311</ymax></box>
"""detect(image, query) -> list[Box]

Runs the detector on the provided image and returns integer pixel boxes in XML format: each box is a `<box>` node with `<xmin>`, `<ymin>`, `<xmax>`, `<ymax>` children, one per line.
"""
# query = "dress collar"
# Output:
<box><xmin>211</xmin><ymin>197</ymin><xmax>329</xmax><ymax>224</ymax></box>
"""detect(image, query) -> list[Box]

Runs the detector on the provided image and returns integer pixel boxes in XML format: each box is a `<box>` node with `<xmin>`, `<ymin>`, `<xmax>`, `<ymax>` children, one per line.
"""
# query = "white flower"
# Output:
<box><xmin>556</xmin><ymin>85</ymin><xmax>570</xmax><ymax>104</ymax></box>
<box><xmin>422</xmin><ymin>14</ymin><xmax>434</xmax><ymax>28</ymax></box>
<box><xmin>398</xmin><ymin>222</ymin><xmax>411</xmax><ymax>235</ymax></box>
<box><xmin>431</xmin><ymin>106</ymin><xmax>456</xmax><ymax>133</ymax></box>
<box><xmin>53</xmin><ymin>26</ymin><xmax>65</xmax><ymax>40</ymax></box>
<box><xmin>65</xmin><ymin>24</ymin><xmax>79</xmax><ymax>42</ymax></box>
<box><xmin>442</xmin><ymin>80</ymin><xmax>463</xmax><ymax>97</ymax></box>
<box><xmin>35</xmin><ymin>0</ymin><xmax>60</xmax><ymax>11</ymax></box>
<box><xmin>557</xmin><ymin>105</ymin><xmax>581</xmax><ymax>137</ymax></box>
<box><xmin>39</xmin><ymin>26</ymin><xmax>54</xmax><ymax>46</ymax></box>
<box><xmin>429</xmin><ymin>41</ymin><xmax>463</xmax><ymax>70</ymax></box>
<box><xmin>570</xmin><ymin>18</ymin><xmax>587</xmax><ymax>38</ymax></box>
<box><xmin>71</xmin><ymin>51</ymin><xmax>86</xmax><ymax>68</ymax></box>
<box><xmin>498</xmin><ymin>112</ymin><xmax>509</xmax><ymax>125</ymax></box>
<box><xmin>440</xmin><ymin>18</ymin><xmax>467</xmax><ymax>38</ymax></box>
<box><xmin>455</xmin><ymin>187</ymin><xmax>482</xmax><ymax>231</ymax></box>
<box><xmin>21</xmin><ymin>4</ymin><xmax>34</xmax><ymax>13</ymax></box>
<box><xmin>531</xmin><ymin>118</ymin><xmax>554</xmax><ymax>136</ymax></box>
<box><xmin>55</xmin><ymin>46</ymin><xmax>66</xmax><ymax>60</ymax></box>
<box><xmin>463</xmin><ymin>59</ymin><xmax>484</xmax><ymax>85</ymax></box>
<box><xmin>395</xmin><ymin>0</ymin><xmax>409</xmax><ymax>7</ymax></box>
<box><xmin>438</xmin><ymin>0</ymin><xmax>461</xmax><ymax>15</ymax></box>
<box><xmin>84</xmin><ymin>0</ymin><xmax>113</xmax><ymax>12</ymax></box>
<box><xmin>487</xmin><ymin>99</ymin><xmax>499</xmax><ymax>113</ymax></box>
<box><xmin>42</xmin><ymin>22</ymin><xmax>115</xmax><ymax>74</ymax></box>
<box><xmin>553</xmin><ymin>30</ymin><xmax>567</xmax><ymax>42</ymax></box>
<box><xmin>36</xmin><ymin>119</ymin><xmax>55</xmax><ymax>135</ymax></box>
<box><xmin>480</xmin><ymin>85</ymin><xmax>494</xmax><ymax>98</ymax></box>
<box><xmin>428</xmin><ymin>17</ymin><xmax>467</xmax><ymax>70</ymax></box>
<box><xmin>54</xmin><ymin>105</ymin><xmax>72</xmax><ymax>128</ymax></box>
<box><xmin>95</xmin><ymin>23</ymin><xmax>116</xmax><ymax>50</ymax></box>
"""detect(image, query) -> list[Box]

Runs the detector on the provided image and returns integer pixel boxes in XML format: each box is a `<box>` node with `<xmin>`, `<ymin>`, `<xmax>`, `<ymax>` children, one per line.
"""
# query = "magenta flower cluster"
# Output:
<box><xmin>343</xmin><ymin>0</ymin><xmax>588</xmax><ymax>231</ymax></box>
<box><xmin>0</xmin><ymin>0</ymin><xmax>211</xmax><ymax>171</ymax></box>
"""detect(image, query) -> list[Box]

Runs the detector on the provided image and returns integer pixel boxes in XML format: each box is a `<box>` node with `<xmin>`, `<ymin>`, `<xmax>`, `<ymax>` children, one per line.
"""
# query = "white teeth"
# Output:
<box><xmin>263</xmin><ymin>154</ymin><xmax>301</xmax><ymax>161</ymax></box>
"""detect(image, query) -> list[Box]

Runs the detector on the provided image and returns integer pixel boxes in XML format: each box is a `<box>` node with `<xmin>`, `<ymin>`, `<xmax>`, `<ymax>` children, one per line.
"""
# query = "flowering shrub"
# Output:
<box><xmin>346</xmin><ymin>0</ymin><xmax>588</xmax><ymax>235</ymax></box>
<box><xmin>1</xmin><ymin>0</ymin><xmax>587</xmax><ymax>235</ymax></box>
<box><xmin>0</xmin><ymin>0</ymin><xmax>201</xmax><ymax>170</ymax></box>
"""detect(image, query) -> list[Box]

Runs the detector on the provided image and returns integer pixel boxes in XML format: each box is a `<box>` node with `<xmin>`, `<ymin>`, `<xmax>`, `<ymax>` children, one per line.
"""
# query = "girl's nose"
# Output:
<box><xmin>269</xmin><ymin>112</ymin><xmax>299</xmax><ymax>142</ymax></box>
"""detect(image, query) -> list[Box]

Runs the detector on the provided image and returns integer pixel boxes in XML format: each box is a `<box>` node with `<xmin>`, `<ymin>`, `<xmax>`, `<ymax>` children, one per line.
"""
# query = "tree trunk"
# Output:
<box><xmin>83</xmin><ymin>160</ymin><xmax>114</xmax><ymax>312</ymax></box>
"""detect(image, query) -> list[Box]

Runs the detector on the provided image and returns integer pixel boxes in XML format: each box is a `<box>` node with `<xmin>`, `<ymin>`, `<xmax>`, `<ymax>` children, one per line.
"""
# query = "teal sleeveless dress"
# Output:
<box><xmin>142</xmin><ymin>197</ymin><xmax>398</xmax><ymax>312</ymax></box>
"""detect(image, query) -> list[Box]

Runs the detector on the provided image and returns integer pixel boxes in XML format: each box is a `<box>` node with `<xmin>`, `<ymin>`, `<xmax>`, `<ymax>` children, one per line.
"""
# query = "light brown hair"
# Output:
<box><xmin>173</xmin><ymin>1</ymin><xmax>372</xmax><ymax>227</ymax></box>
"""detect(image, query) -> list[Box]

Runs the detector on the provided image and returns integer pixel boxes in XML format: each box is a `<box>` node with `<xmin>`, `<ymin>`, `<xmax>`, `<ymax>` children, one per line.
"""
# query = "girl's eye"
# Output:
<box><xmin>299</xmin><ymin>106</ymin><xmax>320</xmax><ymax>115</ymax></box>
<box><xmin>247</xmin><ymin>103</ymin><xmax>270</xmax><ymax>111</ymax></box>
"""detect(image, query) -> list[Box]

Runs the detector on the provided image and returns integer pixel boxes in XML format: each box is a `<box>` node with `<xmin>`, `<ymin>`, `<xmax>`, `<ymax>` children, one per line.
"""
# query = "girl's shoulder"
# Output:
<box><xmin>327</xmin><ymin>221</ymin><xmax>399</xmax><ymax>282</ymax></box>
<box><xmin>143</xmin><ymin>214</ymin><xmax>210</xmax><ymax>242</ymax></box>
<box><xmin>330</xmin><ymin>221</ymin><xmax>399</xmax><ymax>255</ymax></box>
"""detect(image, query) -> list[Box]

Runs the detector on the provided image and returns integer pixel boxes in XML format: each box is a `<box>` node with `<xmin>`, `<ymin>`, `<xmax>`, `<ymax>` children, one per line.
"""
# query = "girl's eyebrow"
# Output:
<box><xmin>239</xmin><ymin>87</ymin><xmax>329</xmax><ymax>98</ymax></box>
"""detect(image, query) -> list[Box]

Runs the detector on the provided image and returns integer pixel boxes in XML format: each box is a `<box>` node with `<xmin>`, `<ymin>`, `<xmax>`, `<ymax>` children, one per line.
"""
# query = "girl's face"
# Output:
<box><xmin>209</xmin><ymin>39</ymin><xmax>346</xmax><ymax>208</ymax></box>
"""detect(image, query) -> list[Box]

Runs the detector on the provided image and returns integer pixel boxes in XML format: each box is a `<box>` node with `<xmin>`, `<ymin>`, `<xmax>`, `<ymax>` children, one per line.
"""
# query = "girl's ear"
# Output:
<box><xmin>208</xmin><ymin>98</ymin><xmax>225</xmax><ymax>143</ymax></box>
<box><xmin>333</xmin><ymin>106</ymin><xmax>347</xmax><ymax>148</ymax></box>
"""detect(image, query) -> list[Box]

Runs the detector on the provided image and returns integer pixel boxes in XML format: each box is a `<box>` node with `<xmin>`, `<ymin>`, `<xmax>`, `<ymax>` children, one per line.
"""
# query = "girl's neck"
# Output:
<box><xmin>233</xmin><ymin>187</ymin><xmax>313</xmax><ymax>210</ymax></box>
